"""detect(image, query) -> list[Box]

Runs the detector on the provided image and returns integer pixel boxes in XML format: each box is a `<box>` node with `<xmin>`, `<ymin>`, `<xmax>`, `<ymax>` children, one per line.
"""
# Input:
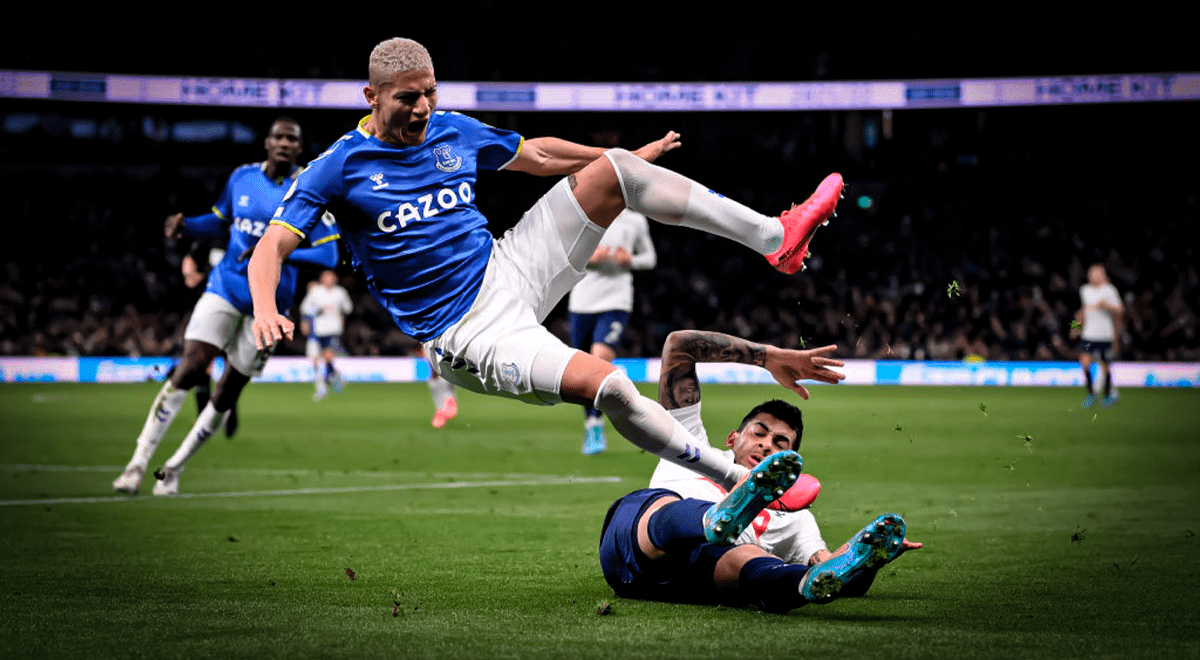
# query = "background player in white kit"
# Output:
<box><xmin>1070</xmin><ymin>263</ymin><xmax>1124</xmax><ymax>408</ymax></box>
<box><xmin>300</xmin><ymin>269</ymin><xmax>353</xmax><ymax>401</ymax></box>
<box><xmin>568</xmin><ymin>209</ymin><xmax>656</xmax><ymax>454</ymax></box>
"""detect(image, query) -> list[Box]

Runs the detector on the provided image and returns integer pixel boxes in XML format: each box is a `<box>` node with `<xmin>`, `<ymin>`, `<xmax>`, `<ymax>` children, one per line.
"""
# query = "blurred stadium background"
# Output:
<box><xmin>2</xmin><ymin>14</ymin><xmax>1197</xmax><ymax>370</ymax></box>
<box><xmin>3</xmin><ymin>13</ymin><xmax>1200</xmax><ymax>660</ymax></box>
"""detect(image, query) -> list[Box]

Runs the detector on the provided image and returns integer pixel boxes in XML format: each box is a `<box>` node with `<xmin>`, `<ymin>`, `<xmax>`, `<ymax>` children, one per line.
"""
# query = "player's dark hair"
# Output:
<box><xmin>270</xmin><ymin>116</ymin><xmax>300</xmax><ymax>130</ymax></box>
<box><xmin>738</xmin><ymin>399</ymin><xmax>804</xmax><ymax>449</ymax></box>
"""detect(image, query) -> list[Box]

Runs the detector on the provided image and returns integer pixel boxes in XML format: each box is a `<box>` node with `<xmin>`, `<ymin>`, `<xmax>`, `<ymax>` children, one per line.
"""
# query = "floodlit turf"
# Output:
<box><xmin>1</xmin><ymin>381</ymin><xmax>1198</xmax><ymax>659</ymax></box>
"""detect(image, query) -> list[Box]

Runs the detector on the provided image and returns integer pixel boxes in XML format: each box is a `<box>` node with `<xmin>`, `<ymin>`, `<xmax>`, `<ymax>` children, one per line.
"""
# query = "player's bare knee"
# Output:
<box><xmin>570</xmin><ymin>151</ymin><xmax>626</xmax><ymax>227</ymax></box>
<box><xmin>602</xmin><ymin>148</ymin><xmax>646</xmax><ymax>205</ymax></box>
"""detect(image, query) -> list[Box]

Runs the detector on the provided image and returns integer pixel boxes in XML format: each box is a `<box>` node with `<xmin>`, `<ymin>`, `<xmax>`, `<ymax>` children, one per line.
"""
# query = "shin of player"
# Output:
<box><xmin>569</xmin><ymin>209</ymin><xmax>656</xmax><ymax>455</ymax></box>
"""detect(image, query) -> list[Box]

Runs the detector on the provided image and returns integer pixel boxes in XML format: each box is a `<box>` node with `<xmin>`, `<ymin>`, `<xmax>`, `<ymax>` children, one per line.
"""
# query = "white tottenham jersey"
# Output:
<box><xmin>567</xmin><ymin>209</ymin><xmax>656</xmax><ymax>314</ymax></box>
<box><xmin>300</xmin><ymin>284</ymin><xmax>353</xmax><ymax>337</ymax></box>
<box><xmin>1080</xmin><ymin>283</ymin><xmax>1121</xmax><ymax>341</ymax></box>
<box><xmin>647</xmin><ymin>402</ymin><xmax>828</xmax><ymax>565</ymax></box>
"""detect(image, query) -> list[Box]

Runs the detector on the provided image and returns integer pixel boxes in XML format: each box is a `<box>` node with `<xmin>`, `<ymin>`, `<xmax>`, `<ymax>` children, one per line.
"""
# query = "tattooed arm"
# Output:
<box><xmin>658</xmin><ymin>330</ymin><xmax>846</xmax><ymax>410</ymax></box>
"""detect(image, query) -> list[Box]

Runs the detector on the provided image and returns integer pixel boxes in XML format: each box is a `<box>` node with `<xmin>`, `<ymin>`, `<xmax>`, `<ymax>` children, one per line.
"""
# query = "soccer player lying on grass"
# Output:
<box><xmin>249</xmin><ymin>37</ymin><xmax>844</xmax><ymax>490</ymax></box>
<box><xmin>599</xmin><ymin>331</ymin><xmax>922</xmax><ymax>612</ymax></box>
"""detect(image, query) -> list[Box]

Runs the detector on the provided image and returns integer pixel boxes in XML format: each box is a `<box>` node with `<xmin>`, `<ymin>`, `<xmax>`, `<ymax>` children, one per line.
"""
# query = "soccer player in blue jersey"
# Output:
<box><xmin>113</xmin><ymin>117</ymin><xmax>340</xmax><ymax>496</ymax></box>
<box><xmin>249</xmin><ymin>38</ymin><xmax>844</xmax><ymax>494</ymax></box>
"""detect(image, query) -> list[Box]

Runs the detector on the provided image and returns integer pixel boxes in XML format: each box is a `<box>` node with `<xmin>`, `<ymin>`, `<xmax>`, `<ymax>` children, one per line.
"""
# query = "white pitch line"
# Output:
<box><xmin>0</xmin><ymin>464</ymin><xmax>560</xmax><ymax>480</ymax></box>
<box><xmin>0</xmin><ymin>475</ymin><xmax>624</xmax><ymax>507</ymax></box>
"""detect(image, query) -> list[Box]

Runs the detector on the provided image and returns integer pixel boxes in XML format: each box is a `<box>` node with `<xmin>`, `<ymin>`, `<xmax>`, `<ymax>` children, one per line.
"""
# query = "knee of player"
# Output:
<box><xmin>593</xmin><ymin>369</ymin><xmax>638</xmax><ymax>413</ymax></box>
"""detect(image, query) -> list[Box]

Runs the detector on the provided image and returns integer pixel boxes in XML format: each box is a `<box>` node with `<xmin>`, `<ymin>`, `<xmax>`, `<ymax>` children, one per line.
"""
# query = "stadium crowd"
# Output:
<box><xmin>2</xmin><ymin>21</ymin><xmax>1196</xmax><ymax>364</ymax></box>
<box><xmin>2</xmin><ymin>103</ymin><xmax>1195</xmax><ymax>364</ymax></box>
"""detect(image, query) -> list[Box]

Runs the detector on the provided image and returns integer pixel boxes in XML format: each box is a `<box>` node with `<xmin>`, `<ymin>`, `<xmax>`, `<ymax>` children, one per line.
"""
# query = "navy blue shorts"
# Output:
<box><xmin>598</xmin><ymin>488</ymin><xmax>736</xmax><ymax>605</ymax></box>
<box><xmin>313</xmin><ymin>335</ymin><xmax>344</xmax><ymax>352</ymax></box>
<box><xmin>1080</xmin><ymin>340</ymin><xmax>1115</xmax><ymax>362</ymax></box>
<box><xmin>570</xmin><ymin>311</ymin><xmax>630</xmax><ymax>351</ymax></box>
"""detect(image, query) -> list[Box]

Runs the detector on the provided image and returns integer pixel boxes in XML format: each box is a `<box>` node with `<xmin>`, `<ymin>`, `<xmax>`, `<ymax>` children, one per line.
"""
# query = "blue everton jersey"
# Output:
<box><xmin>271</xmin><ymin>111</ymin><xmax>523</xmax><ymax>342</ymax></box>
<box><xmin>192</xmin><ymin>162</ymin><xmax>339</xmax><ymax>315</ymax></box>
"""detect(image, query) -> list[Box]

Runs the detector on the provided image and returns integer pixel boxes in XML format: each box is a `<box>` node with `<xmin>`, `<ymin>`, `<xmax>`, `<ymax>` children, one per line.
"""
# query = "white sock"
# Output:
<box><xmin>163</xmin><ymin>402</ymin><xmax>229</xmax><ymax>470</ymax></box>
<box><xmin>605</xmin><ymin>148</ymin><xmax>783</xmax><ymax>255</ymax></box>
<box><xmin>127</xmin><ymin>382</ymin><xmax>188</xmax><ymax>470</ymax></box>
<box><xmin>429</xmin><ymin>376</ymin><xmax>456</xmax><ymax>409</ymax></box>
<box><xmin>593</xmin><ymin>370</ymin><xmax>748</xmax><ymax>487</ymax></box>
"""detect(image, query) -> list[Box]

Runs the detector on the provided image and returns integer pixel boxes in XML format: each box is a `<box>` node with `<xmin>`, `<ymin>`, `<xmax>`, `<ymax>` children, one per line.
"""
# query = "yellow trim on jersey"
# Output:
<box><xmin>211</xmin><ymin>206</ymin><xmax>226</xmax><ymax>220</ymax></box>
<box><xmin>356</xmin><ymin>115</ymin><xmax>372</xmax><ymax>137</ymax></box>
<box><xmin>311</xmin><ymin>234</ymin><xmax>341</xmax><ymax>247</ymax></box>
<box><xmin>269</xmin><ymin>219</ymin><xmax>306</xmax><ymax>239</ymax></box>
<box><xmin>499</xmin><ymin>136</ymin><xmax>525</xmax><ymax>171</ymax></box>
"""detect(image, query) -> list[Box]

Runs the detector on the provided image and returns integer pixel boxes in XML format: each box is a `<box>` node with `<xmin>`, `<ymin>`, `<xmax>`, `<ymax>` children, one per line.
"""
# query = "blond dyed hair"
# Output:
<box><xmin>369</xmin><ymin>38</ymin><xmax>434</xmax><ymax>85</ymax></box>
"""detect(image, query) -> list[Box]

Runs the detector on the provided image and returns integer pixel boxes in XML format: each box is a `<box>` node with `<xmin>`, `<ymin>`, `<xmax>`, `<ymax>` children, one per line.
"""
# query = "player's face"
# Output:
<box><xmin>725</xmin><ymin>413</ymin><xmax>797</xmax><ymax>470</ymax></box>
<box><xmin>265</xmin><ymin>121</ymin><xmax>303</xmax><ymax>166</ymax></box>
<box><xmin>369</xmin><ymin>69</ymin><xmax>438</xmax><ymax>146</ymax></box>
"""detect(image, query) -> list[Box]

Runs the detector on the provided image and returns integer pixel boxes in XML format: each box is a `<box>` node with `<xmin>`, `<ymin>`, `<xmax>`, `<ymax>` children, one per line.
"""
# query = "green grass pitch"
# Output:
<box><xmin>1</xmin><ymin>382</ymin><xmax>1198</xmax><ymax>659</ymax></box>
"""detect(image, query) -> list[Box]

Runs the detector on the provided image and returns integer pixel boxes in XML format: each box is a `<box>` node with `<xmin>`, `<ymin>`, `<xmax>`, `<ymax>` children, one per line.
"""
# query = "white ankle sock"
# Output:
<box><xmin>428</xmin><ymin>376</ymin><xmax>456</xmax><ymax>409</ymax></box>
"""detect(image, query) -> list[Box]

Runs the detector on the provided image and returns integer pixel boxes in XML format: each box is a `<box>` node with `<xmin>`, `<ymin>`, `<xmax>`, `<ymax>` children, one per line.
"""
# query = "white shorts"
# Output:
<box><xmin>422</xmin><ymin>178</ymin><xmax>605</xmax><ymax>405</ymax></box>
<box><xmin>184</xmin><ymin>292</ymin><xmax>272</xmax><ymax>377</ymax></box>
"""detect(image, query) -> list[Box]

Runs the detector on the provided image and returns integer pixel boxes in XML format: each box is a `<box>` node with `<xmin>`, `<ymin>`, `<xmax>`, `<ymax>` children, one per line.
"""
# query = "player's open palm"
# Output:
<box><xmin>633</xmin><ymin>131</ymin><xmax>681</xmax><ymax>163</ymax></box>
<box><xmin>764</xmin><ymin>344</ymin><xmax>845</xmax><ymax>399</ymax></box>
<box><xmin>252</xmin><ymin>313</ymin><xmax>294</xmax><ymax>350</ymax></box>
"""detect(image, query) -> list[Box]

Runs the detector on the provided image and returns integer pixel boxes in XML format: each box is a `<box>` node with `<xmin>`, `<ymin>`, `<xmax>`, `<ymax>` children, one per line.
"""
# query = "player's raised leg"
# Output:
<box><xmin>702</xmin><ymin>450</ymin><xmax>802</xmax><ymax>544</ymax></box>
<box><xmin>569</xmin><ymin>148</ymin><xmax>843</xmax><ymax>274</ymax></box>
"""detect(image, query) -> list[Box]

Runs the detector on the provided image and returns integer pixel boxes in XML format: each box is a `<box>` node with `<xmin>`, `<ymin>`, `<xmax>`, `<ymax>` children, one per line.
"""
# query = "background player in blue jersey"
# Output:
<box><xmin>249</xmin><ymin>38</ymin><xmax>845</xmax><ymax>495</ymax></box>
<box><xmin>113</xmin><ymin>117</ymin><xmax>340</xmax><ymax>496</ymax></box>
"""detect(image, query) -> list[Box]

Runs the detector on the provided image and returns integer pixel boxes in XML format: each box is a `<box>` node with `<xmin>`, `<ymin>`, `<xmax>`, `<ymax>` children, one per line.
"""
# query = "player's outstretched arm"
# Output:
<box><xmin>658</xmin><ymin>330</ymin><xmax>844</xmax><ymax>409</ymax></box>
<box><xmin>630</xmin><ymin>130</ymin><xmax>681</xmax><ymax>163</ymax></box>
<box><xmin>248</xmin><ymin>224</ymin><xmax>302</xmax><ymax>349</ymax></box>
<box><xmin>507</xmin><ymin>131</ymin><xmax>681</xmax><ymax>177</ymax></box>
<box><xmin>762</xmin><ymin>343</ymin><xmax>845</xmax><ymax>400</ymax></box>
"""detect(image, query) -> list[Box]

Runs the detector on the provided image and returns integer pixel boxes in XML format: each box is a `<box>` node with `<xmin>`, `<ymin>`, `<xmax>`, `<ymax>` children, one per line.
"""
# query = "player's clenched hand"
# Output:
<box><xmin>164</xmin><ymin>212</ymin><xmax>185</xmax><ymax>239</ymax></box>
<box><xmin>252</xmin><ymin>313</ymin><xmax>294</xmax><ymax>350</ymax></box>
<box><xmin>632</xmin><ymin>131</ymin><xmax>681</xmax><ymax>163</ymax></box>
<box><xmin>763</xmin><ymin>343</ymin><xmax>845</xmax><ymax>400</ymax></box>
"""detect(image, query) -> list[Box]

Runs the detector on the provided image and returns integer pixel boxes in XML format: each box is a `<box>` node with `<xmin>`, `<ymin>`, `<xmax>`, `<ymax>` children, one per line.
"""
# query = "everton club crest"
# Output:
<box><xmin>433</xmin><ymin>144</ymin><xmax>462</xmax><ymax>173</ymax></box>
